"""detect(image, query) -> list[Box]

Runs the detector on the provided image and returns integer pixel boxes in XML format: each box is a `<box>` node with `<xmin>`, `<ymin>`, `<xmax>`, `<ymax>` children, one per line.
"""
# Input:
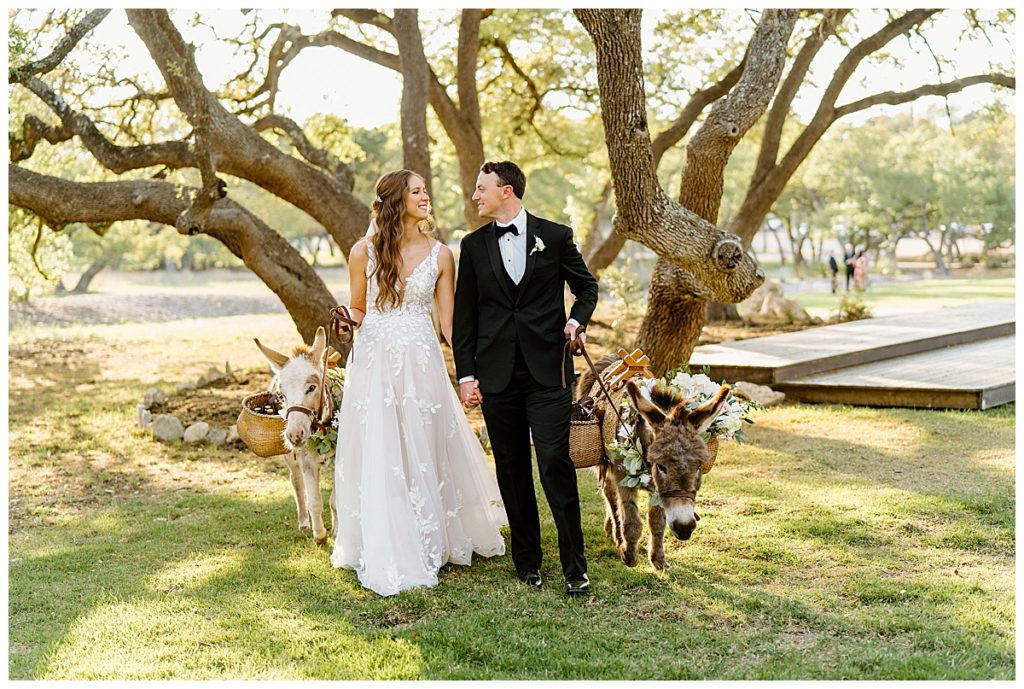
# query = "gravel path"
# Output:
<box><xmin>9</xmin><ymin>293</ymin><xmax>287</xmax><ymax>327</ymax></box>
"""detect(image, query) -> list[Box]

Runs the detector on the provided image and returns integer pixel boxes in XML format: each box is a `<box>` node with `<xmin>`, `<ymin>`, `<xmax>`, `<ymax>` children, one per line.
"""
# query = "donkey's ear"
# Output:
<box><xmin>689</xmin><ymin>384</ymin><xmax>731</xmax><ymax>434</ymax></box>
<box><xmin>627</xmin><ymin>379</ymin><xmax>666</xmax><ymax>427</ymax></box>
<box><xmin>311</xmin><ymin>326</ymin><xmax>327</xmax><ymax>363</ymax></box>
<box><xmin>254</xmin><ymin>338</ymin><xmax>289</xmax><ymax>373</ymax></box>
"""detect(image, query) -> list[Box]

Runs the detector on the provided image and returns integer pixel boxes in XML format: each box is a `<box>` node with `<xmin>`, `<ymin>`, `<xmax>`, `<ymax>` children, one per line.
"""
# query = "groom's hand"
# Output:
<box><xmin>460</xmin><ymin>380</ymin><xmax>483</xmax><ymax>408</ymax></box>
<box><xmin>564</xmin><ymin>322</ymin><xmax>586</xmax><ymax>345</ymax></box>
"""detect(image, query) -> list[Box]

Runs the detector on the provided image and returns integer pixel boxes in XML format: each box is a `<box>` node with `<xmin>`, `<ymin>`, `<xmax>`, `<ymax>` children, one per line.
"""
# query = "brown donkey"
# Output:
<box><xmin>577</xmin><ymin>355</ymin><xmax>730</xmax><ymax>570</ymax></box>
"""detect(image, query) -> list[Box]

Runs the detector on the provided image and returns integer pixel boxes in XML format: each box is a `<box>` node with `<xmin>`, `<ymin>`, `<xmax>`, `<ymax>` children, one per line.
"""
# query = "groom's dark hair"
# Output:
<box><xmin>481</xmin><ymin>160</ymin><xmax>526</xmax><ymax>199</ymax></box>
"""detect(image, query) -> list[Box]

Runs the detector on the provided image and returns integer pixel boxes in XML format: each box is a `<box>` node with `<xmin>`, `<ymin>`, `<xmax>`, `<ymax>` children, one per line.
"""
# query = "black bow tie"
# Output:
<box><xmin>495</xmin><ymin>222</ymin><xmax>520</xmax><ymax>239</ymax></box>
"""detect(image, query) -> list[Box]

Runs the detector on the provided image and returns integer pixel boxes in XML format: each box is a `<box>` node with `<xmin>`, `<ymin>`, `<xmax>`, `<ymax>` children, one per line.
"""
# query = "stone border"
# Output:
<box><xmin>137</xmin><ymin>362</ymin><xmax>242</xmax><ymax>447</ymax></box>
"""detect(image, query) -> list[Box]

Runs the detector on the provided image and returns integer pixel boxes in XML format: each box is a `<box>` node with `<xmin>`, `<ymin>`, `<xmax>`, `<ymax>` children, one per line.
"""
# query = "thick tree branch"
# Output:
<box><xmin>458</xmin><ymin>10</ymin><xmax>483</xmax><ymax>137</ymax></box>
<box><xmin>672</xmin><ymin>8</ymin><xmax>798</xmax><ymax>227</ymax></box>
<box><xmin>628</xmin><ymin>9</ymin><xmax>797</xmax><ymax>370</ymax></box>
<box><xmin>576</xmin><ymin>8</ymin><xmax>791</xmax><ymax>303</ymax></box>
<box><xmin>728</xmin><ymin>9</ymin><xmax>941</xmax><ymax>241</ymax></box>
<box><xmin>15</xmin><ymin>77</ymin><xmax>195</xmax><ymax>171</ymax></box>
<box><xmin>9</xmin><ymin>164</ymin><xmax>337</xmax><ymax>343</ymax></box>
<box><xmin>125</xmin><ymin>10</ymin><xmax>369</xmax><ymax>252</ymax></box>
<box><xmin>10</xmin><ymin>113</ymin><xmax>72</xmax><ymax>162</ymax></box>
<box><xmin>252</xmin><ymin>113</ymin><xmax>354</xmax><ymax>190</ymax></box>
<box><xmin>151</xmin><ymin>9</ymin><xmax>224</xmax><ymax>235</ymax></box>
<box><xmin>574</xmin><ymin>10</ymin><xmax>664</xmax><ymax>227</ymax></box>
<box><xmin>264</xmin><ymin>16</ymin><xmax>484</xmax><ymax>226</ymax></box>
<box><xmin>393</xmin><ymin>9</ymin><xmax>433</xmax><ymax>194</ymax></box>
<box><xmin>9</xmin><ymin>9</ymin><xmax>111</xmax><ymax>83</ymax></box>
<box><xmin>331</xmin><ymin>9</ymin><xmax>394</xmax><ymax>34</ymax></box>
<box><xmin>833</xmin><ymin>73</ymin><xmax>1015</xmax><ymax>119</ymax></box>
<box><xmin>650</xmin><ymin>53</ymin><xmax>748</xmax><ymax>170</ymax></box>
<box><xmin>752</xmin><ymin>9</ymin><xmax>850</xmax><ymax>187</ymax></box>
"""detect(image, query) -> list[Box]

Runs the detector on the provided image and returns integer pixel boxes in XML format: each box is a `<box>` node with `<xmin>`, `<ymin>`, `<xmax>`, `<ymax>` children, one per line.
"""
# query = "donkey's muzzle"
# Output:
<box><xmin>669</xmin><ymin>520</ymin><xmax>696</xmax><ymax>540</ymax></box>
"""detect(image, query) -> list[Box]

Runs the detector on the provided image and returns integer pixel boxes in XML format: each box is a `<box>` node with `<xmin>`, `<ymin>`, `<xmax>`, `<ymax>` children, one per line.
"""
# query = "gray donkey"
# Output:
<box><xmin>577</xmin><ymin>354</ymin><xmax>729</xmax><ymax>570</ymax></box>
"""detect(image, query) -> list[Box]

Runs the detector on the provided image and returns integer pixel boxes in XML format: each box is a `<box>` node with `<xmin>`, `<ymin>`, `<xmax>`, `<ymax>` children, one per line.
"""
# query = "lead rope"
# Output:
<box><xmin>563</xmin><ymin>332</ymin><xmax>626</xmax><ymax>433</ymax></box>
<box><xmin>318</xmin><ymin>347</ymin><xmax>334</xmax><ymax>430</ymax></box>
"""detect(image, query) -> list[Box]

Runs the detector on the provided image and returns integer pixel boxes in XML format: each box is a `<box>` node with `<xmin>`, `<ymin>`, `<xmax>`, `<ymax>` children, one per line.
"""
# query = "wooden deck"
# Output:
<box><xmin>773</xmin><ymin>336</ymin><xmax>1015</xmax><ymax>410</ymax></box>
<box><xmin>690</xmin><ymin>301</ymin><xmax>1014</xmax><ymax>385</ymax></box>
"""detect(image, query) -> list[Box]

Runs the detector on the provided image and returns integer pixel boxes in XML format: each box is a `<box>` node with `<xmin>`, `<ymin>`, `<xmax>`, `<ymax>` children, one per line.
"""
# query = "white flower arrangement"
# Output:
<box><xmin>529</xmin><ymin>237</ymin><xmax>546</xmax><ymax>255</ymax></box>
<box><xmin>606</xmin><ymin>365</ymin><xmax>759</xmax><ymax>504</ymax></box>
<box><xmin>663</xmin><ymin>368</ymin><xmax>755</xmax><ymax>443</ymax></box>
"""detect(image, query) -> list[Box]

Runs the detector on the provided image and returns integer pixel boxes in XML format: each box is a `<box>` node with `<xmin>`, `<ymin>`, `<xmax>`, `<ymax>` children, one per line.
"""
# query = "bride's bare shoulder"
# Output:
<box><xmin>349</xmin><ymin>238</ymin><xmax>370</xmax><ymax>263</ymax></box>
<box><xmin>435</xmin><ymin>242</ymin><xmax>454</xmax><ymax>264</ymax></box>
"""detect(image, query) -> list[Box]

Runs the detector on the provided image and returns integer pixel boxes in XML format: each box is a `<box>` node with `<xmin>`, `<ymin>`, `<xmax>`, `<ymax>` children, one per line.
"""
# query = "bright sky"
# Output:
<box><xmin>22</xmin><ymin>8</ymin><xmax>1019</xmax><ymax>130</ymax></box>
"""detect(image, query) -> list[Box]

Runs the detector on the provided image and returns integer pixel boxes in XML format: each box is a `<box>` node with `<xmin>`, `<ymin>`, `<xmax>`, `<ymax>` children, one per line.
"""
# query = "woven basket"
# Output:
<box><xmin>569</xmin><ymin>378</ymin><xmax>631</xmax><ymax>470</ymax></box>
<box><xmin>237</xmin><ymin>392</ymin><xmax>288</xmax><ymax>457</ymax></box>
<box><xmin>569</xmin><ymin>416</ymin><xmax>604</xmax><ymax>469</ymax></box>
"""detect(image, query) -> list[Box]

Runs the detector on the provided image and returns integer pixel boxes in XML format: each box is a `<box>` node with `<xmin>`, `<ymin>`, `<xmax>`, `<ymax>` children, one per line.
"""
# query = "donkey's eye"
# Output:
<box><xmin>306</xmin><ymin>384</ymin><xmax>317</xmax><ymax>394</ymax></box>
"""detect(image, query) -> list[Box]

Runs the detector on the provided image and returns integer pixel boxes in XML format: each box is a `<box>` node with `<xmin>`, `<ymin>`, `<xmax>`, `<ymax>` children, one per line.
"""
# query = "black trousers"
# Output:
<box><xmin>481</xmin><ymin>349</ymin><xmax>587</xmax><ymax>580</ymax></box>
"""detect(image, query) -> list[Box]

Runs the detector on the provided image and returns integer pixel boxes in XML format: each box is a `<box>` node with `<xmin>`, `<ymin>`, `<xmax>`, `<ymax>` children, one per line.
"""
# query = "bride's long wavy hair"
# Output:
<box><xmin>369</xmin><ymin>170</ymin><xmax>435</xmax><ymax>311</ymax></box>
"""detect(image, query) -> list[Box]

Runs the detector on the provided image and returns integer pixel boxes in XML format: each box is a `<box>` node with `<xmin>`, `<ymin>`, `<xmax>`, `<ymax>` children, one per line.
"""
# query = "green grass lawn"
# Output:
<box><xmin>8</xmin><ymin>313</ymin><xmax>1015</xmax><ymax>679</ymax></box>
<box><xmin>791</xmin><ymin>275</ymin><xmax>1014</xmax><ymax>316</ymax></box>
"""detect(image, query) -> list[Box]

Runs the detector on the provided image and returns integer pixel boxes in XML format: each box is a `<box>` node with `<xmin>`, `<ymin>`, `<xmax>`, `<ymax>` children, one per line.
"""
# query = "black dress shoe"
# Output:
<box><xmin>518</xmin><ymin>570</ymin><xmax>542</xmax><ymax>589</ymax></box>
<box><xmin>565</xmin><ymin>573</ymin><xmax>590</xmax><ymax>596</ymax></box>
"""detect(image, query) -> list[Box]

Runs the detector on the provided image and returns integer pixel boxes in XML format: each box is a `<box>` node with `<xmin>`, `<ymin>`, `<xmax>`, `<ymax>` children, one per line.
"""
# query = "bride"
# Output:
<box><xmin>331</xmin><ymin>169</ymin><xmax>508</xmax><ymax>596</ymax></box>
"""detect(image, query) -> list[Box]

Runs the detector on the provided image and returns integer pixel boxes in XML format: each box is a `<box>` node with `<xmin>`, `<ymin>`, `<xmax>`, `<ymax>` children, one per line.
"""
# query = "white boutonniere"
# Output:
<box><xmin>530</xmin><ymin>237</ymin><xmax>546</xmax><ymax>256</ymax></box>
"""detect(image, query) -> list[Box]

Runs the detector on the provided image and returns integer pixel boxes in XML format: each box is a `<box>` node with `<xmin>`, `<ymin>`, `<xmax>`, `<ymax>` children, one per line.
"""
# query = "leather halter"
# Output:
<box><xmin>658</xmin><ymin>489</ymin><xmax>697</xmax><ymax>501</ymax></box>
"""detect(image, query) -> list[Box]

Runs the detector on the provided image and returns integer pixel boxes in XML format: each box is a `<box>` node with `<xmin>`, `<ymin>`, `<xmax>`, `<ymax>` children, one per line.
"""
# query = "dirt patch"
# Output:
<box><xmin>149</xmin><ymin>368</ymin><xmax>276</xmax><ymax>430</ymax></box>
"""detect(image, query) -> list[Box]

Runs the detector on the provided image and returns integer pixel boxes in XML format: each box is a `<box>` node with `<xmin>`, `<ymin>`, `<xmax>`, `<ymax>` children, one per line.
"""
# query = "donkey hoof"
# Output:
<box><xmin>314</xmin><ymin>530</ymin><xmax>328</xmax><ymax>544</ymax></box>
<box><xmin>299</xmin><ymin>523</ymin><xmax>311</xmax><ymax>533</ymax></box>
<box><xmin>650</xmin><ymin>558</ymin><xmax>667</xmax><ymax>571</ymax></box>
<box><xmin>620</xmin><ymin>550</ymin><xmax>639</xmax><ymax>567</ymax></box>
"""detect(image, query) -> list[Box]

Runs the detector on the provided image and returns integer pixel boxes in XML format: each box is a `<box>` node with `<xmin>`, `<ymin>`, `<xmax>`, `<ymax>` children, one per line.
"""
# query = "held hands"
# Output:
<box><xmin>460</xmin><ymin>324</ymin><xmax>582</xmax><ymax>409</ymax></box>
<box><xmin>460</xmin><ymin>380</ymin><xmax>483</xmax><ymax>409</ymax></box>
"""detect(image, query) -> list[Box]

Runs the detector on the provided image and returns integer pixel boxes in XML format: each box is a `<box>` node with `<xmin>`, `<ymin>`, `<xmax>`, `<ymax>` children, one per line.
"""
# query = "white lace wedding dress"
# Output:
<box><xmin>330</xmin><ymin>239</ymin><xmax>507</xmax><ymax>596</ymax></box>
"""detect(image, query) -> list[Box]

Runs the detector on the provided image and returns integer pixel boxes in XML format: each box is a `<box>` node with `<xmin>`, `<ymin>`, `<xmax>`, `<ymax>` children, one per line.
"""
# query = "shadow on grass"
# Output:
<box><xmin>7</xmin><ymin>338</ymin><xmax>1016</xmax><ymax>679</ymax></box>
<box><xmin>736</xmin><ymin>405</ymin><xmax>1014</xmax><ymax>502</ymax></box>
<box><xmin>10</xmin><ymin>481</ymin><xmax>1012</xmax><ymax>680</ymax></box>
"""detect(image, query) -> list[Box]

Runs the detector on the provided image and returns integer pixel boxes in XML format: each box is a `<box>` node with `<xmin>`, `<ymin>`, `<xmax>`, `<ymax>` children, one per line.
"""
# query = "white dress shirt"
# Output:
<box><xmin>496</xmin><ymin>207</ymin><xmax>528</xmax><ymax>283</ymax></box>
<box><xmin>458</xmin><ymin>207</ymin><xmax>577</xmax><ymax>385</ymax></box>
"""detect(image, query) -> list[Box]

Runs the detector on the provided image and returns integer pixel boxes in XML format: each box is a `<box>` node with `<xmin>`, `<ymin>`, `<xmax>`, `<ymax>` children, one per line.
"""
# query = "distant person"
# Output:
<box><xmin>853</xmin><ymin>247</ymin><xmax>869</xmax><ymax>291</ymax></box>
<box><xmin>843</xmin><ymin>242</ymin><xmax>856</xmax><ymax>291</ymax></box>
<box><xmin>827</xmin><ymin>254</ymin><xmax>839</xmax><ymax>294</ymax></box>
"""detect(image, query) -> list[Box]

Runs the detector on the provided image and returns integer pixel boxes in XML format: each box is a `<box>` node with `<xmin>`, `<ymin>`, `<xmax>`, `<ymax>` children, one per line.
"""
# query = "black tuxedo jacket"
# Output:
<box><xmin>453</xmin><ymin>212</ymin><xmax>599</xmax><ymax>393</ymax></box>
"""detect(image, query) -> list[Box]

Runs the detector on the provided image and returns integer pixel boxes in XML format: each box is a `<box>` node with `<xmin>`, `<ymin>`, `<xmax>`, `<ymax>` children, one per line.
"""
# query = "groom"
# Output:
<box><xmin>453</xmin><ymin>160</ymin><xmax>599</xmax><ymax>596</ymax></box>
